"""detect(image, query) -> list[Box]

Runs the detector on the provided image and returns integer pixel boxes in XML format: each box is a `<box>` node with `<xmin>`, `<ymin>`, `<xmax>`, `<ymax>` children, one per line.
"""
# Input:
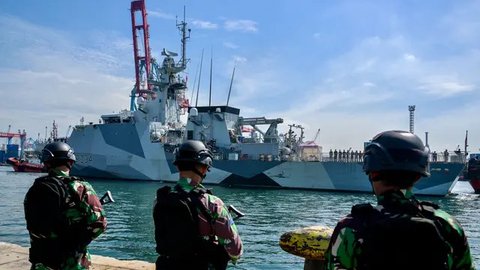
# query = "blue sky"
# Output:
<box><xmin>0</xmin><ymin>0</ymin><xmax>479</xmax><ymax>154</ymax></box>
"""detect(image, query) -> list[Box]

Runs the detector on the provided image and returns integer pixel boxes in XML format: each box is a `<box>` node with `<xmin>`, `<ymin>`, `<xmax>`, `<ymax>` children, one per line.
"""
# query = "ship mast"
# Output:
<box><xmin>177</xmin><ymin>6</ymin><xmax>190</xmax><ymax>69</ymax></box>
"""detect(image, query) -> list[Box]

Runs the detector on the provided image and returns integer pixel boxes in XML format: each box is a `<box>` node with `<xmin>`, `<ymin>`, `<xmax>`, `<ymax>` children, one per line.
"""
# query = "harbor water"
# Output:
<box><xmin>0</xmin><ymin>166</ymin><xmax>478</xmax><ymax>269</ymax></box>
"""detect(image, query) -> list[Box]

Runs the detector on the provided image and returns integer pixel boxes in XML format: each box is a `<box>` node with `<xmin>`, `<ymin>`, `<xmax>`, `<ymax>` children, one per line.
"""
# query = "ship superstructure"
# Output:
<box><xmin>69</xmin><ymin>0</ymin><xmax>188</xmax><ymax>180</ymax></box>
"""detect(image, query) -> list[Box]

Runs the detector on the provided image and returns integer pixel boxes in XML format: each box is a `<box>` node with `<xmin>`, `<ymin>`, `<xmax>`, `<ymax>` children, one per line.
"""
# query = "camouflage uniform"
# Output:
<box><xmin>24</xmin><ymin>169</ymin><xmax>107</xmax><ymax>270</ymax></box>
<box><xmin>325</xmin><ymin>190</ymin><xmax>475</xmax><ymax>270</ymax></box>
<box><xmin>176</xmin><ymin>178</ymin><xmax>243</xmax><ymax>262</ymax></box>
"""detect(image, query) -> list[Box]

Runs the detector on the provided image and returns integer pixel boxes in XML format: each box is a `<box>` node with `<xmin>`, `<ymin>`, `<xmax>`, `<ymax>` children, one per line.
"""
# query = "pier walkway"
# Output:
<box><xmin>0</xmin><ymin>242</ymin><xmax>154</xmax><ymax>269</ymax></box>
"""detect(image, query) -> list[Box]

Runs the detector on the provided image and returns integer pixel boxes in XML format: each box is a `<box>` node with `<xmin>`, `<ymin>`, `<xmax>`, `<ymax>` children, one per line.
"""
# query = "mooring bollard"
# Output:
<box><xmin>279</xmin><ymin>225</ymin><xmax>333</xmax><ymax>270</ymax></box>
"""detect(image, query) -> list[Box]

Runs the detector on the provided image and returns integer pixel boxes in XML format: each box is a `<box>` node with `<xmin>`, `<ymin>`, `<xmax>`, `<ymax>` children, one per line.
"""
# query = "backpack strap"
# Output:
<box><xmin>174</xmin><ymin>185</ymin><xmax>214</xmax><ymax>225</ymax></box>
<box><xmin>46</xmin><ymin>176</ymin><xmax>78</xmax><ymax>213</ymax></box>
<box><xmin>351</xmin><ymin>203</ymin><xmax>375</xmax><ymax>218</ymax></box>
<box><xmin>156</xmin><ymin>185</ymin><xmax>172</xmax><ymax>199</ymax></box>
<box><xmin>352</xmin><ymin>200</ymin><xmax>440</xmax><ymax>219</ymax></box>
<box><xmin>419</xmin><ymin>201</ymin><xmax>440</xmax><ymax>213</ymax></box>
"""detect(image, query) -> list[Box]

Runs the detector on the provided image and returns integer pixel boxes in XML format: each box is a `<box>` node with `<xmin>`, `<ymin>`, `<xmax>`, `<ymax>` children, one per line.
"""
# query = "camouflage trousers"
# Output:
<box><xmin>31</xmin><ymin>252</ymin><xmax>91</xmax><ymax>270</ymax></box>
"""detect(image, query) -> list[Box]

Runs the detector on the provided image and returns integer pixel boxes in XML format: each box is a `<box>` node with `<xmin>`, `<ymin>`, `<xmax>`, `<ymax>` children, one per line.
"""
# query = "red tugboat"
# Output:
<box><xmin>6</xmin><ymin>157</ymin><xmax>46</xmax><ymax>173</ymax></box>
<box><xmin>466</xmin><ymin>154</ymin><xmax>480</xmax><ymax>194</ymax></box>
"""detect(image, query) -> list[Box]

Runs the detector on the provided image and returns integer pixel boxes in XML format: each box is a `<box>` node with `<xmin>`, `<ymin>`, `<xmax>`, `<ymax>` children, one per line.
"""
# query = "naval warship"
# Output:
<box><xmin>69</xmin><ymin>0</ymin><xmax>465</xmax><ymax>196</ymax></box>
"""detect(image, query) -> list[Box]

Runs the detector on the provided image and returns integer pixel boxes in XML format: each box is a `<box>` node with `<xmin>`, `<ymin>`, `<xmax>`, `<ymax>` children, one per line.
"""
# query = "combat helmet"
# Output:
<box><xmin>173</xmin><ymin>140</ymin><xmax>213</xmax><ymax>168</ymax></box>
<box><xmin>363</xmin><ymin>130</ymin><xmax>430</xmax><ymax>177</ymax></box>
<box><xmin>40</xmin><ymin>141</ymin><xmax>76</xmax><ymax>166</ymax></box>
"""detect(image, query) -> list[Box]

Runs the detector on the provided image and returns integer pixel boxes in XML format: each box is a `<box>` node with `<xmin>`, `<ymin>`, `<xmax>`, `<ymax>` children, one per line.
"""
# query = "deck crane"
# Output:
<box><xmin>305</xmin><ymin>128</ymin><xmax>321</xmax><ymax>144</ymax></box>
<box><xmin>129</xmin><ymin>0</ymin><xmax>159</xmax><ymax>111</ymax></box>
<box><xmin>129</xmin><ymin>0</ymin><xmax>190</xmax><ymax>114</ymax></box>
<box><xmin>131</xmin><ymin>0</ymin><xmax>152</xmax><ymax>97</ymax></box>
<box><xmin>238</xmin><ymin>117</ymin><xmax>284</xmax><ymax>143</ymax></box>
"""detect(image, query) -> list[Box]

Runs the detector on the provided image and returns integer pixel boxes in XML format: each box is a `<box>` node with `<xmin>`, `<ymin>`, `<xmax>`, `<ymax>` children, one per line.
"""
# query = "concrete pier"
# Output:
<box><xmin>0</xmin><ymin>242</ymin><xmax>154</xmax><ymax>269</ymax></box>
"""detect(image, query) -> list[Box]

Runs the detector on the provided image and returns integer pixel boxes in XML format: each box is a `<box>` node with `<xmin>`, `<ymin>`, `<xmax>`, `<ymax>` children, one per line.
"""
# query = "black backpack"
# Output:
<box><xmin>25</xmin><ymin>175</ymin><xmax>91</xmax><ymax>267</ymax></box>
<box><xmin>153</xmin><ymin>185</ymin><xmax>231</xmax><ymax>269</ymax></box>
<box><xmin>351</xmin><ymin>201</ymin><xmax>451</xmax><ymax>270</ymax></box>
<box><xmin>154</xmin><ymin>185</ymin><xmax>206</xmax><ymax>257</ymax></box>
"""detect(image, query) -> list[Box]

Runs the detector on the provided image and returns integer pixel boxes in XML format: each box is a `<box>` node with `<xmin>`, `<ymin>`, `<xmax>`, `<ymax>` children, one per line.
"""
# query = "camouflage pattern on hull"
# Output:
<box><xmin>210</xmin><ymin>160</ymin><xmax>463</xmax><ymax>196</ymax></box>
<box><xmin>69</xmin><ymin>123</ymin><xmax>179</xmax><ymax>182</ymax></box>
<box><xmin>69</xmin><ymin>124</ymin><xmax>463</xmax><ymax>196</ymax></box>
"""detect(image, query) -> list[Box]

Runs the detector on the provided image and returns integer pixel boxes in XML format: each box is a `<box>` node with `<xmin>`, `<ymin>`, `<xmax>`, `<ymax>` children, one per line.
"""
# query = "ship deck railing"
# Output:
<box><xmin>214</xmin><ymin>151</ymin><xmax>467</xmax><ymax>163</ymax></box>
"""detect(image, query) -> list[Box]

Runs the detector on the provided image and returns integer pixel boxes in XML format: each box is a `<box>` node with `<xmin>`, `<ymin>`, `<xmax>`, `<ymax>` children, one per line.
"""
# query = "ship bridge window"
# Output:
<box><xmin>103</xmin><ymin>117</ymin><xmax>121</xmax><ymax>124</ymax></box>
<box><xmin>102</xmin><ymin>115</ymin><xmax>133</xmax><ymax>124</ymax></box>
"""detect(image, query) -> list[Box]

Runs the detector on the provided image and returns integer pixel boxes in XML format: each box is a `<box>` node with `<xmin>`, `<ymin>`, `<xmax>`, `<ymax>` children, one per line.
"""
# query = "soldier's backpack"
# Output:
<box><xmin>153</xmin><ymin>185</ymin><xmax>231</xmax><ymax>269</ymax></box>
<box><xmin>25</xmin><ymin>175</ymin><xmax>95</xmax><ymax>266</ymax></box>
<box><xmin>153</xmin><ymin>185</ymin><xmax>212</xmax><ymax>257</ymax></box>
<box><xmin>351</xmin><ymin>201</ymin><xmax>451</xmax><ymax>270</ymax></box>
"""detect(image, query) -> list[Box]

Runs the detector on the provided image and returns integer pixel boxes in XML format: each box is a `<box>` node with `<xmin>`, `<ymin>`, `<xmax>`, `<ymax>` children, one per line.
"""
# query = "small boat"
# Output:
<box><xmin>6</xmin><ymin>157</ymin><xmax>46</xmax><ymax>173</ymax></box>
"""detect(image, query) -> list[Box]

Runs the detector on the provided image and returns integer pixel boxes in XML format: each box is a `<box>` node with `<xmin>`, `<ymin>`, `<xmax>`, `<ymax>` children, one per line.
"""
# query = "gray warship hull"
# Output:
<box><xmin>69</xmin><ymin>123</ymin><xmax>463</xmax><ymax>196</ymax></box>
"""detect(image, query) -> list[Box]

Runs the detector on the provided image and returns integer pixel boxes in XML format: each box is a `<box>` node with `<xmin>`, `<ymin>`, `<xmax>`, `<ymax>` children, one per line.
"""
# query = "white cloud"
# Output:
<box><xmin>224</xmin><ymin>20</ymin><xmax>258</xmax><ymax>32</ymax></box>
<box><xmin>223</xmin><ymin>42</ymin><xmax>239</xmax><ymax>49</ymax></box>
<box><xmin>148</xmin><ymin>10</ymin><xmax>176</xmax><ymax>20</ymax></box>
<box><xmin>403</xmin><ymin>53</ymin><xmax>416</xmax><ymax>62</ymax></box>
<box><xmin>191</xmin><ymin>20</ymin><xmax>218</xmax><ymax>30</ymax></box>
<box><xmin>232</xmin><ymin>56</ymin><xmax>247</xmax><ymax>64</ymax></box>
<box><xmin>418</xmin><ymin>80</ymin><xmax>475</xmax><ymax>97</ymax></box>
<box><xmin>224</xmin><ymin>29</ymin><xmax>480</xmax><ymax>151</ymax></box>
<box><xmin>0</xmin><ymin>16</ymin><xmax>132</xmax><ymax>139</ymax></box>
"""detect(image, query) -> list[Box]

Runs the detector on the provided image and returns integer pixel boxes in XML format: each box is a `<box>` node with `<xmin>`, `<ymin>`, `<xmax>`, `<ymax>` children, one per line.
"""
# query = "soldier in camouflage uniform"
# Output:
<box><xmin>325</xmin><ymin>130</ymin><xmax>475</xmax><ymax>270</ymax></box>
<box><xmin>24</xmin><ymin>142</ymin><xmax>107</xmax><ymax>270</ymax></box>
<box><xmin>153</xmin><ymin>140</ymin><xmax>243</xmax><ymax>270</ymax></box>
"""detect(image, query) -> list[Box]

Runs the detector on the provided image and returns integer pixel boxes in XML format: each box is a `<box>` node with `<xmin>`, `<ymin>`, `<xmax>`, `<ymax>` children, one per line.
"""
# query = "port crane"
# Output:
<box><xmin>0</xmin><ymin>128</ymin><xmax>27</xmax><ymax>160</ymax></box>
<box><xmin>0</xmin><ymin>130</ymin><xmax>27</xmax><ymax>144</ymax></box>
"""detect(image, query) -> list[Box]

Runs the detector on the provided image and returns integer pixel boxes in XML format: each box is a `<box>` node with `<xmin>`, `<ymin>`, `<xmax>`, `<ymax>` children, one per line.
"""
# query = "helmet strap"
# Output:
<box><xmin>178</xmin><ymin>162</ymin><xmax>208</xmax><ymax>180</ymax></box>
<box><xmin>192</xmin><ymin>167</ymin><xmax>207</xmax><ymax>179</ymax></box>
<box><xmin>369</xmin><ymin>172</ymin><xmax>381</xmax><ymax>182</ymax></box>
<box><xmin>65</xmin><ymin>160</ymin><xmax>73</xmax><ymax>170</ymax></box>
